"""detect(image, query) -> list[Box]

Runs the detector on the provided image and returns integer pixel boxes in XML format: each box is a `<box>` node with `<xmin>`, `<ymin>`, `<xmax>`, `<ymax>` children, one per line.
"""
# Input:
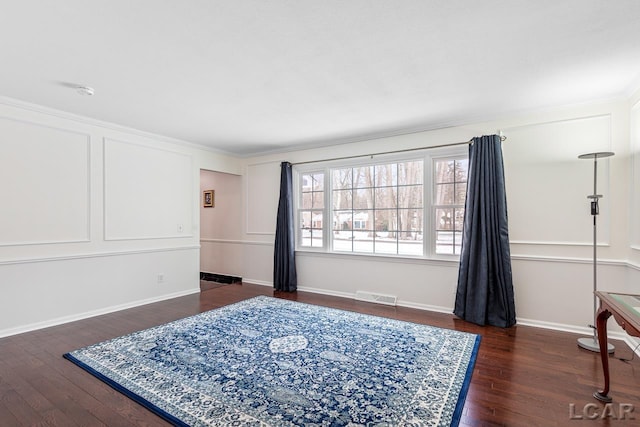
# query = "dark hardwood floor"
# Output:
<box><xmin>1</xmin><ymin>283</ymin><xmax>639</xmax><ymax>426</ymax></box>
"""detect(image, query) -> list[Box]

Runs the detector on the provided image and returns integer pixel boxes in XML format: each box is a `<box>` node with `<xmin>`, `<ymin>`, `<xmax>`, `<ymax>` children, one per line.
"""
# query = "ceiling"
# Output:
<box><xmin>1</xmin><ymin>1</ymin><xmax>640</xmax><ymax>156</ymax></box>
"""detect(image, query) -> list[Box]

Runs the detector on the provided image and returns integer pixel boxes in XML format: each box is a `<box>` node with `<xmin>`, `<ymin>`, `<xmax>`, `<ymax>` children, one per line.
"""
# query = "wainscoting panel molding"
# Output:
<box><xmin>502</xmin><ymin>114</ymin><xmax>612</xmax><ymax>247</ymax></box>
<box><xmin>246</xmin><ymin>162</ymin><xmax>279</xmax><ymax>235</ymax></box>
<box><xmin>0</xmin><ymin>116</ymin><xmax>91</xmax><ymax>246</ymax></box>
<box><xmin>0</xmin><ymin>245</ymin><xmax>201</xmax><ymax>266</ymax></box>
<box><xmin>104</xmin><ymin>138</ymin><xmax>193</xmax><ymax>241</ymax></box>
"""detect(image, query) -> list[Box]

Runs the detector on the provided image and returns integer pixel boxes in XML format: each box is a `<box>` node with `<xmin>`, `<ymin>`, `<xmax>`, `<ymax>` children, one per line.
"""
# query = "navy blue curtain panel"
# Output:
<box><xmin>454</xmin><ymin>135</ymin><xmax>516</xmax><ymax>327</ymax></box>
<box><xmin>273</xmin><ymin>162</ymin><xmax>298</xmax><ymax>292</ymax></box>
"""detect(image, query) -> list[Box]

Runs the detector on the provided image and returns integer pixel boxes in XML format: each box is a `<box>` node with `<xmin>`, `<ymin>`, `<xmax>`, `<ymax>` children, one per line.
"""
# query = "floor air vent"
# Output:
<box><xmin>354</xmin><ymin>291</ymin><xmax>397</xmax><ymax>306</ymax></box>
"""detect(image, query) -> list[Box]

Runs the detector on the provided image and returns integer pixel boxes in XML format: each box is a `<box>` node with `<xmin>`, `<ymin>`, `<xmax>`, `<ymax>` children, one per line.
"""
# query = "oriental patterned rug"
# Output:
<box><xmin>64</xmin><ymin>296</ymin><xmax>480</xmax><ymax>426</ymax></box>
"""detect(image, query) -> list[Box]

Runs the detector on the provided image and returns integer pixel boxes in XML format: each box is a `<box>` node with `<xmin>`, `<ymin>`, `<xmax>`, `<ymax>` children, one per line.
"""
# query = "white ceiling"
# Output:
<box><xmin>1</xmin><ymin>1</ymin><xmax>640</xmax><ymax>156</ymax></box>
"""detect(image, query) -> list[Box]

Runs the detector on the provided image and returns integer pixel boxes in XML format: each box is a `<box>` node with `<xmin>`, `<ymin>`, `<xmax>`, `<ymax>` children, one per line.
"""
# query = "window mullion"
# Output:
<box><xmin>424</xmin><ymin>154</ymin><xmax>432</xmax><ymax>258</ymax></box>
<box><xmin>372</xmin><ymin>166</ymin><xmax>376</xmax><ymax>254</ymax></box>
<box><xmin>324</xmin><ymin>168</ymin><xmax>330</xmax><ymax>251</ymax></box>
<box><xmin>349</xmin><ymin>168</ymin><xmax>354</xmax><ymax>253</ymax></box>
<box><xmin>395</xmin><ymin>176</ymin><xmax>399</xmax><ymax>255</ymax></box>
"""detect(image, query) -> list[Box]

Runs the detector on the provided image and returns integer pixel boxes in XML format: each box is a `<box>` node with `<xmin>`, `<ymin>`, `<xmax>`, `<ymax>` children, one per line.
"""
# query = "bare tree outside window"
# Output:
<box><xmin>434</xmin><ymin>158</ymin><xmax>468</xmax><ymax>254</ymax></box>
<box><xmin>331</xmin><ymin>161</ymin><xmax>424</xmax><ymax>256</ymax></box>
<box><xmin>296</xmin><ymin>151</ymin><xmax>467</xmax><ymax>257</ymax></box>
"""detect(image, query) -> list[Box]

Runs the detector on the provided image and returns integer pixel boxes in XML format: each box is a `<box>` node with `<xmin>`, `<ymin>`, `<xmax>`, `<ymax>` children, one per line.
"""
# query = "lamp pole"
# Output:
<box><xmin>576</xmin><ymin>151</ymin><xmax>614</xmax><ymax>353</ymax></box>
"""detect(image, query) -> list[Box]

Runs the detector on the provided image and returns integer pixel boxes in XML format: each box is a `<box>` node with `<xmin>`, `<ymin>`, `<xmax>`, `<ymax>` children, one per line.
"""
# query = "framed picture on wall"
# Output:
<box><xmin>203</xmin><ymin>190</ymin><xmax>214</xmax><ymax>207</ymax></box>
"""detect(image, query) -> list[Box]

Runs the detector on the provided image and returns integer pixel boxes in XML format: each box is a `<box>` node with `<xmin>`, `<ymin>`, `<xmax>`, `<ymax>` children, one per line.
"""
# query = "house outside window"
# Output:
<box><xmin>331</xmin><ymin>162</ymin><xmax>423</xmax><ymax>255</ymax></box>
<box><xmin>295</xmin><ymin>147</ymin><xmax>468</xmax><ymax>259</ymax></box>
<box><xmin>299</xmin><ymin>172</ymin><xmax>324</xmax><ymax>247</ymax></box>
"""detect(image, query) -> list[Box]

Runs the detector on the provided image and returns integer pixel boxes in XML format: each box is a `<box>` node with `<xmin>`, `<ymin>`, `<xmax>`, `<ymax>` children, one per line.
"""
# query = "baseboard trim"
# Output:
<box><xmin>516</xmin><ymin>319</ymin><xmax>640</xmax><ymax>356</ymax></box>
<box><xmin>516</xmin><ymin>317</ymin><xmax>594</xmax><ymax>335</ymax></box>
<box><xmin>242</xmin><ymin>278</ymin><xmax>272</xmax><ymax>287</ymax></box>
<box><xmin>0</xmin><ymin>288</ymin><xmax>200</xmax><ymax>339</ymax></box>
<box><xmin>395</xmin><ymin>300</ymin><xmax>453</xmax><ymax>314</ymax></box>
<box><xmin>296</xmin><ymin>286</ymin><xmax>354</xmax><ymax>300</ymax></box>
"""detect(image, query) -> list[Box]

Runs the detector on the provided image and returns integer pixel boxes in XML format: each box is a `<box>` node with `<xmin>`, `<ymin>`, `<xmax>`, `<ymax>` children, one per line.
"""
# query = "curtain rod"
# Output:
<box><xmin>291</xmin><ymin>134</ymin><xmax>507</xmax><ymax>166</ymax></box>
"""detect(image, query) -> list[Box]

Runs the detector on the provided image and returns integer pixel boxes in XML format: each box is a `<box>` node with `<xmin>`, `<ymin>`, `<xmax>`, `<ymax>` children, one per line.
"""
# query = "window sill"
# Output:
<box><xmin>294</xmin><ymin>249</ymin><xmax>460</xmax><ymax>267</ymax></box>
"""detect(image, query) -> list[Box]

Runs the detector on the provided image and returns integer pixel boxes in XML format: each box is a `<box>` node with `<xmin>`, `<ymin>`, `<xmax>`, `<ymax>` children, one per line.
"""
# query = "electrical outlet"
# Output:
<box><xmin>157</xmin><ymin>273</ymin><xmax>165</xmax><ymax>283</ymax></box>
<box><xmin>177</xmin><ymin>224</ymin><xmax>184</xmax><ymax>233</ymax></box>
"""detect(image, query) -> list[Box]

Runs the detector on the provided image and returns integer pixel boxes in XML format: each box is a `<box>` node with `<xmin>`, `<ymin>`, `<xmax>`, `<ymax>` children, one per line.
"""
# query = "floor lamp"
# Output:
<box><xmin>576</xmin><ymin>151</ymin><xmax>615</xmax><ymax>353</ymax></box>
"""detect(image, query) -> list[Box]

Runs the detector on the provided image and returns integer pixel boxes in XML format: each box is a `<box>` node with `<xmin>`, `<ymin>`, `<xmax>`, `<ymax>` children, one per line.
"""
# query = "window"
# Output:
<box><xmin>433</xmin><ymin>157</ymin><xmax>468</xmax><ymax>255</ymax></box>
<box><xmin>331</xmin><ymin>161</ymin><xmax>423</xmax><ymax>255</ymax></box>
<box><xmin>299</xmin><ymin>172</ymin><xmax>324</xmax><ymax>247</ymax></box>
<box><xmin>295</xmin><ymin>149</ymin><xmax>467</xmax><ymax>258</ymax></box>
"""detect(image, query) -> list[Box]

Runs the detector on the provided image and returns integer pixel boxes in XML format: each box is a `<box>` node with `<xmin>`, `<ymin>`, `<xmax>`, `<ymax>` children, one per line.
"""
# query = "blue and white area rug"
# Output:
<box><xmin>64</xmin><ymin>296</ymin><xmax>480</xmax><ymax>426</ymax></box>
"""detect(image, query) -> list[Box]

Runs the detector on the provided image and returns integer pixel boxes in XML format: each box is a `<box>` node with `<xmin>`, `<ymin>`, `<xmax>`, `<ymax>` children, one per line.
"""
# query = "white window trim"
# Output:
<box><xmin>293</xmin><ymin>146</ymin><xmax>468</xmax><ymax>261</ymax></box>
<box><xmin>430</xmin><ymin>150</ymin><xmax>469</xmax><ymax>257</ymax></box>
<box><xmin>294</xmin><ymin>168</ymin><xmax>327</xmax><ymax>252</ymax></box>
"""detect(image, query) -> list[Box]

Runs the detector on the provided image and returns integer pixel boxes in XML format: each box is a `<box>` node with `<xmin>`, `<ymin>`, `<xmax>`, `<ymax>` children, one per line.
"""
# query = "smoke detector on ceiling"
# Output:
<box><xmin>76</xmin><ymin>85</ymin><xmax>95</xmax><ymax>96</ymax></box>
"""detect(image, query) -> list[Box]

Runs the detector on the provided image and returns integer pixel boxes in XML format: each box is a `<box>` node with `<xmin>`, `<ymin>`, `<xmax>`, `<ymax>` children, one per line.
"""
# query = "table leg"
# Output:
<box><xmin>594</xmin><ymin>307</ymin><xmax>613</xmax><ymax>403</ymax></box>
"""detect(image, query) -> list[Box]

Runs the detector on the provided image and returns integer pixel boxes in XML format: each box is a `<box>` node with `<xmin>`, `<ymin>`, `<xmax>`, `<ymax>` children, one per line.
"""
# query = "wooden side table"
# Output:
<box><xmin>593</xmin><ymin>291</ymin><xmax>640</xmax><ymax>402</ymax></box>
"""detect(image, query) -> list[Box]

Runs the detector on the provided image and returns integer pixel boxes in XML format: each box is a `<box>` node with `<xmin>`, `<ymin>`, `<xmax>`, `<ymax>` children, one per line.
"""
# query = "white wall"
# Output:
<box><xmin>629</xmin><ymin>90</ymin><xmax>640</xmax><ymax>266</ymax></box>
<box><xmin>0</xmin><ymin>98</ymin><xmax>240</xmax><ymax>337</ymax></box>
<box><xmin>628</xmin><ymin>87</ymin><xmax>640</xmax><ymax>344</ymax></box>
<box><xmin>236</xmin><ymin>97</ymin><xmax>639</xmax><ymax>335</ymax></box>
<box><xmin>4</xmin><ymin>88</ymin><xmax>640</xmax><ymax>339</ymax></box>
